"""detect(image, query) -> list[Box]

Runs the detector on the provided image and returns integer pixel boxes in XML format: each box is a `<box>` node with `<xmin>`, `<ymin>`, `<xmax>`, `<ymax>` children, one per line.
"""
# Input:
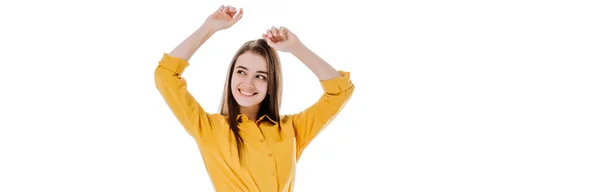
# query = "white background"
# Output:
<box><xmin>1</xmin><ymin>0</ymin><xmax>599</xmax><ymax>191</ymax></box>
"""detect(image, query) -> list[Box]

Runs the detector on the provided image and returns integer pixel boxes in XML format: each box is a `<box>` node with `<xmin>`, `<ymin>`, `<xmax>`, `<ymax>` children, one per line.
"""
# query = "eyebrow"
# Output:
<box><xmin>236</xmin><ymin>66</ymin><xmax>268</xmax><ymax>75</ymax></box>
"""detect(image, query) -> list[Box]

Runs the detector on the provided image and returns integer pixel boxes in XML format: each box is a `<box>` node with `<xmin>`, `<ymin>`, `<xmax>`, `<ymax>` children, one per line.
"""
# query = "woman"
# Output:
<box><xmin>154</xmin><ymin>5</ymin><xmax>354</xmax><ymax>192</ymax></box>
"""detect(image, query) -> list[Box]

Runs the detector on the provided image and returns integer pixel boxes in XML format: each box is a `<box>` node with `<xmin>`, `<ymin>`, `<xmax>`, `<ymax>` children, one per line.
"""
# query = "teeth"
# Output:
<box><xmin>240</xmin><ymin>90</ymin><xmax>254</xmax><ymax>96</ymax></box>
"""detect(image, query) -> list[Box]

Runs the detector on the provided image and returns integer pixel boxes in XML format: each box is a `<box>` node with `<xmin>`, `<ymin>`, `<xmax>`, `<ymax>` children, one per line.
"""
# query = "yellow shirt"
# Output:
<box><xmin>154</xmin><ymin>53</ymin><xmax>355</xmax><ymax>192</ymax></box>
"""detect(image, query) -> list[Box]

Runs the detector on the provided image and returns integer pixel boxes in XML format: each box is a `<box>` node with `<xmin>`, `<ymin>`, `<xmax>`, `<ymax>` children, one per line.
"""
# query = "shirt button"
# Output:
<box><xmin>271</xmin><ymin>172</ymin><xmax>276</xmax><ymax>176</ymax></box>
<box><xmin>259</xmin><ymin>139</ymin><xmax>265</xmax><ymax>142</ymax></box>
<box><xmin>268</xmin><ymin>153</ymin><xmax>273</xmax><ymax>157</ymax></box>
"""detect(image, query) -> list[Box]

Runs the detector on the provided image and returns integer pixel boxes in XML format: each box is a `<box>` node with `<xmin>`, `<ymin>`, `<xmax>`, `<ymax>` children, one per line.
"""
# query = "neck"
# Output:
<box><xmin>239</xmin><ymin>105</ymin><xmax>260</xmax><ymax>121</ymax></box>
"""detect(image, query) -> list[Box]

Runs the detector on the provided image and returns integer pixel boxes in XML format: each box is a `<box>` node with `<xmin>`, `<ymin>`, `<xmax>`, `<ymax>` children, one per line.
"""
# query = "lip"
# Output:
<box><xmin>238</xmin><ymin>89</ymin><xmax>257</xmax><ymax>97</ymax></box>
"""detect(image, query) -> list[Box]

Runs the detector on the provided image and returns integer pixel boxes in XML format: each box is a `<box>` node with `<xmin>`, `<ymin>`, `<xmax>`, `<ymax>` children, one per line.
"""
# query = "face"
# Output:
<box><xmin>230</xmin><ymin>52</ymin><xmax>269</xmax><ymax>108</ymax></box>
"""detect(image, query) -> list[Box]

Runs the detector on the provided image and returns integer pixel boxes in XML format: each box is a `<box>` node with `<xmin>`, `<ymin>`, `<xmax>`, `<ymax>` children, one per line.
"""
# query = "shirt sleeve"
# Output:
<box><xmin>291</xmin><ymin>70</ymin><xmax>355</xmax><ymax>157</ymax></box>
<box><xmin>154</xmin><ymin>53</ymin><xmax>215</xmax><ymax>140</ymax></box>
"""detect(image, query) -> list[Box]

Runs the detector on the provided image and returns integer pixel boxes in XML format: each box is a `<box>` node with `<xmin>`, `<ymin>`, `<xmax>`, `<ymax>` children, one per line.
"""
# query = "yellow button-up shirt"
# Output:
<box><xmin>154</xmin><ymin>53</ymin><xmax>355</xmax><ymax>192</ymax></box>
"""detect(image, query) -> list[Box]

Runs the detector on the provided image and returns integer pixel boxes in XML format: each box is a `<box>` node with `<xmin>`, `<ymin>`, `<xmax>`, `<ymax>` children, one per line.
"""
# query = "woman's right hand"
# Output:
<box><xmin>204</xmin><ymin>5</ymin><xmax>243</xmax><ymax>31</ymax></box>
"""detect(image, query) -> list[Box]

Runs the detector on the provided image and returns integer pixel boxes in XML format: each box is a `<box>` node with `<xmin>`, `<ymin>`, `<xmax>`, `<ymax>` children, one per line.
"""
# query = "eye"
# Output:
<box><xmin>236</xmin><ymin>70</ymin><xmax>246</xmax><ymax>75</ymax></box>
<box><xmin>256</xmin><ymin>75</ymin><xmax>267</xmax><ymax>80</ymax></box>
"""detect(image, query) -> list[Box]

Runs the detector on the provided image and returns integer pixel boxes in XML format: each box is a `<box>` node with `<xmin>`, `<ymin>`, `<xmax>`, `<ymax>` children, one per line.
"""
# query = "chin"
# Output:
<box><xmin>236</xmin><ymin>100</ymin><xmax>259</xmax><ymax>107</ymax></box>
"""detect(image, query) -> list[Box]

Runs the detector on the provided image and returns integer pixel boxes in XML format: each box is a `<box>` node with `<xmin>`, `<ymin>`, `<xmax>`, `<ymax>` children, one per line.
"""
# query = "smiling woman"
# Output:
<box><xmin>219</xmin><ymin>39</ymin><xmax>284</xmax><ymax>162</ymax></box>
<box><xmin>153</xmin><ymin>4</ymin><xmax>354</xmax><ymax>192</ymax></box>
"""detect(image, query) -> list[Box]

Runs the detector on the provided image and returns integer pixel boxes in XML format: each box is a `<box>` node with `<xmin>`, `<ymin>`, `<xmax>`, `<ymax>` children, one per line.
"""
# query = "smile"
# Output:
<box><xmin>239</xmin><ymin>89</ymin><xmax>257</xmax><ymax>97</ymax></box>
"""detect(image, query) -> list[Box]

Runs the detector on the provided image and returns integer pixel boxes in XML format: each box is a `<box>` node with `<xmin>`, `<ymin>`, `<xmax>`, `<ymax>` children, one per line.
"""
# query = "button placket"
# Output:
<box><xmin>256</xmin><ymin>124</ymin><xmax>278</xmax><ymax>180</ymax></box>
<box><xmin>250</xmin><ymin>121</ymin><xmax>277</xmax><ymax>178</ymax></box>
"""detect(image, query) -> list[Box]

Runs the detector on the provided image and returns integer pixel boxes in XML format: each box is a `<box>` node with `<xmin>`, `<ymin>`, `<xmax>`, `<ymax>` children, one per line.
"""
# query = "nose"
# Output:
<box><xmin>240</xmin><ymin>76</ymin><xmax>255</xmax><ymax>88</ymax></box>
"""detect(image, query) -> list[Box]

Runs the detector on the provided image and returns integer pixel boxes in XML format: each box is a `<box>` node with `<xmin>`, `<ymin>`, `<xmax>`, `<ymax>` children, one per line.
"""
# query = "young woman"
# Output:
<box><xmin>154</xmin><ymin>5</ymin><xmax>355</xmax><ymax>192</ymax></box>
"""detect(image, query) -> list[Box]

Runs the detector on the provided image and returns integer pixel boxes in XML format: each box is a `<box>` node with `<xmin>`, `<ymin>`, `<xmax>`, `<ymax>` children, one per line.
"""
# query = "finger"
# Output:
<box><xmin>224</xmin><ymin>6</ymin><xmax>232</xmax><ymax>14</ymax></box>
<box><xmin>217</xmin><ymin>11</ymin><xmax>232</xmax><ymax>19</ymax></box>
<box><xmin>270</xmin><ymin>26</ymin><xmax>278</xmax><ymax>38</ymax></box>
<box><xmin>217</xmin><ymin>5</ymin><xmax>225</xmax><ymax>12</ymax></box>
<box><xmin>280</xmin><ymin>27</ymin><xmax>288</xmax><ymax>35</ymax></box>
<box><xmin>263</xmin><ymin>33</ymin><xmax>278</xmax><ymax>43</ymax></box>
<box><xmin>232</xmin><ymin>8</ymin><xmax>243</xmax><ymax>22</ymax></box>
<box><xmin>279</xmin><ymin>27</ymin><xmax>289</xmax><ymax>40</ymax></box>
<box><xmin>225</xmin><ymin>6</ymin><xmax>235</xmax><ymax>17</ymax></box>
<box><xmin>276</xmin><ymin>28</ymin><xmax>285</xmax><ymax>42</ymax></box>
<box><xmin>263</xmin><ymin>34</ymin><xmax>276</xmax><ymax>47</ymax></box>
<box><xmin>278</xmin><ymin>27</ymin><xmax>285</xmax><ymax>36</ymax></box>
<box><xmin>266</xmin><ymin>29</ymin><xmax>273</xmax><ymax>38</ymax></box>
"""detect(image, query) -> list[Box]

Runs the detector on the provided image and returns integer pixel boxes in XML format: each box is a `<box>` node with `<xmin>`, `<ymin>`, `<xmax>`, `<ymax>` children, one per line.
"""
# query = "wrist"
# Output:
<box><xmin>199</xmin><ymin>23</ymin><xmax>219</xmax><ymax>34</ymax></box>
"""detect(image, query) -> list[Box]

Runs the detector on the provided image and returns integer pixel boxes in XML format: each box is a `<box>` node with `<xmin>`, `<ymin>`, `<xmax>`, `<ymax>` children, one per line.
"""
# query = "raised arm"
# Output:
<box><xmin>170</xmin><ymin>5</ymin><xmax>243</xmax><ymax>61</ymax></box>
<box><xmin>154</xmin><ymin>5</ymin><xmax>243</xmax><ymax>139</ymax></box>
<box><xmin>263</xmin><ymin>27</ymin><xmax>355</xmax><ymax>157</ymax></box>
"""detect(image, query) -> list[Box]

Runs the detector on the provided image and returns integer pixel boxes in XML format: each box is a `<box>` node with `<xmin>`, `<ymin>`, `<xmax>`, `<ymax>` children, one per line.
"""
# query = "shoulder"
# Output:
<box><xmin>208</xmin><ymin>113</ymin><xmax>228</xmax><ymax>126</ymax></box>
<box><xmin>279</xmin><ymin>114</ymin><xmax>295</xmax><ymax>125</ymax></box>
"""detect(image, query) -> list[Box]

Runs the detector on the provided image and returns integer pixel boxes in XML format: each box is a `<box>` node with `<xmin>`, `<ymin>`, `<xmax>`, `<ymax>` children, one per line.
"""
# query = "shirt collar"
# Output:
<box><xmin>236</xmin><ymin>114</ymin><xmax>278</xmax><ymax>124</ymax></box>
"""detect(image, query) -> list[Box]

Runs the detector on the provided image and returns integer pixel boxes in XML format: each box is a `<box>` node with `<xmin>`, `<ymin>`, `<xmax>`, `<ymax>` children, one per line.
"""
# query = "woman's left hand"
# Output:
<box><xmin>262</xmin><ymin>26</ymin><xmax>303</xmax><ymax>53</ymax></box>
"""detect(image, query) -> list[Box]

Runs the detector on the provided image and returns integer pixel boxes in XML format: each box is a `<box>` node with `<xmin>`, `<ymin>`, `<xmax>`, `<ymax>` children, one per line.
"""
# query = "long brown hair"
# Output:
<box><xmin>218</xmin><ymin>38</ymin><xmax>283</xmax><ymax>161</ymax></box>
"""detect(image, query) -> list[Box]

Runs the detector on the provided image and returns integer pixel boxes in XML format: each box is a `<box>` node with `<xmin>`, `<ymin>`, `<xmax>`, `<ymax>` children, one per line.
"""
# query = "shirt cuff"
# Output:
<box><xmin>320</xmin><ymin>70</ymin><xmax>354</xmax><ymax>94</ymax></box>
<box><xmin>159</xmin><ymin>53</ymin><xmax>189</xmax><ymax>75</ymax></box>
